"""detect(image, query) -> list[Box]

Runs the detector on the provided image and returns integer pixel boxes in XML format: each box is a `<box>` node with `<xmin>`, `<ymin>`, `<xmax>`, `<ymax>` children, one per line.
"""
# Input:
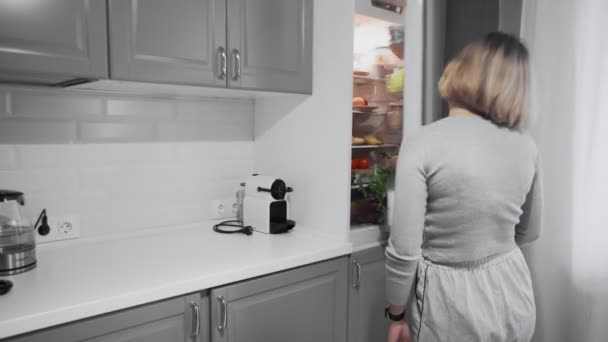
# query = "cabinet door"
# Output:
<box><xmin>108</xmin><ymin>0</ymin><xmax>227</xmax><ymax>87</ymax></box>
<box><xmin>348</xmin><ymin>245</ymin><xmax>388</xmax><ymax>342</ymax></box>
<box><xmin>8</xmin><ymin>293</ymin><xmax>209</xmax><ymax>342</ymax></box>
<box><xmin>227</xmin><ymin>0</ymin><xmax>313</xmax><ymax>94</ymax></box>
<box><xmin>0</xmin><ymin>0</ymin><xmax>107</xmax><ymax>84</ymax></box>
<box><xmin>210</xmin><ymin>257</ymin><xmax>348</xmax><ymax>342</ymax></box>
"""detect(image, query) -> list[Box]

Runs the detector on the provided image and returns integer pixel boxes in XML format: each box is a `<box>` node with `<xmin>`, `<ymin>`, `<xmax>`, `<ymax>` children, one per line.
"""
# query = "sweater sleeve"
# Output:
<box><xmin>385</xmin><ymin>135</ymin><xmax>427</xmax><ymax>305</ymax></box>
<box><xmin>515</xmin><ymin>153</ymin><xmax>544</xmax><ymax>246</ymax></box>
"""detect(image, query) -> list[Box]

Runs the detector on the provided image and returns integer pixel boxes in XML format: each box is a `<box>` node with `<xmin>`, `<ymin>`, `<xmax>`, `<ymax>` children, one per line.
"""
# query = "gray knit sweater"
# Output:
<box><xmin>385</xmin><ymin>114</ymin><xmax>543</xmax><ymax>305</ymax></box>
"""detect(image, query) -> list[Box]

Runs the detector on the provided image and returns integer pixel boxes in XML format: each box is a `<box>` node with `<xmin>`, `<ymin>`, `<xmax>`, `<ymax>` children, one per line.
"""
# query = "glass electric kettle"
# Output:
<box><xmin>0</xmin><ymin>190</ymin><xmax>37</xmax><ymax>276</ymax></box>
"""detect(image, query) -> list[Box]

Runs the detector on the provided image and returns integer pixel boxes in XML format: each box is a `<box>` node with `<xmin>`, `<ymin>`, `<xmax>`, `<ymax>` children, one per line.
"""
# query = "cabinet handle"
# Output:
<box><xmin>231</xmin><ymin>49</ymin><xmax>241</xmax><ymax>81</ymax></box>
<box><xmin>352</xmin><ymin>259</ymin><xmax>362</xmax><ymax>288</ymax></box>
<box><xmin>190</xmin><ymin>301</ymin><xmax>200</xmax><ymax>339</ymax></box>
<box><xmin>217</xmin><ymin>47</ymin><xmax>227</xmax><ymax>80</ymax></box>
<box><xmin>217</xmin><ymin>295</ymin><xmax>228</xmax><ymax>333</ymax></box>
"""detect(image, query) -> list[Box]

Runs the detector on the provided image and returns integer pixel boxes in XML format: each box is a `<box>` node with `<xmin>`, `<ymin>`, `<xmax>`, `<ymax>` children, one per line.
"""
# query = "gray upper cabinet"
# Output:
<box><xmin>0</xmin><ymin>0</ymin><xmax>312</xmax><ymax>93</ymax></box>
<box><xmin>7</xmin><ymin>293</ymin><xmax>209</xmax><ymax>342</ymax></box>
<box><xmin>348</xmin><ymin>245</ymin><xmax>388</xmax><ymax>342</ymax></box>
<box><xmin>0</xmin><ymin>0</ymin><xmax>108</xmax><ymax>85</ymax></box>
<box><xmin>227</xmin><ymin>0</ymin><xmax>313</xmax><ymax>94</ymax></box>
<box><xmin>210</xmin><ymin>257</ymin><xmax>348</xmax><ymax>342</ymax></box>
<box><xmin>108</xmin><ymin>0</ymin><xmax>227</xmax><ymax>87</ymax></box>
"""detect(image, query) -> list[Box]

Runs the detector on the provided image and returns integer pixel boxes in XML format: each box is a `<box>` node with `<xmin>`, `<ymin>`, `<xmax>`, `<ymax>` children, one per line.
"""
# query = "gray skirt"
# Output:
<box><xmin>407</xmin><ymin>248</ymin><xmax>536</xmax><ymax>342</ymax></box>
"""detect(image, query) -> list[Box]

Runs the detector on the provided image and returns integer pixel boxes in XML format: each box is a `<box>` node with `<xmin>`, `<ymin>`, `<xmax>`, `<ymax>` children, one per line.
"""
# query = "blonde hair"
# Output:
<box><xmin>439</xmin><ymin>32</ymin><xmax>530</xmax><ymax>129</ymax></box>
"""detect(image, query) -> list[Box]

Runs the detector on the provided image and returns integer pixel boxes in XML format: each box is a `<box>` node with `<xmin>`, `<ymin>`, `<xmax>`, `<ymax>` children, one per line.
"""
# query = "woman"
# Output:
<box><xmin>385</xmin><ymin>32</ymin><xmax>542</xmax><ymax>342</ymax></box>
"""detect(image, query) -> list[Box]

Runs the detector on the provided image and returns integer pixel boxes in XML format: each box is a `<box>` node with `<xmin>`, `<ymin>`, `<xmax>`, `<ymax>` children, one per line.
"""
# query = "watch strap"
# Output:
<box><xmin>384</xmin><ymin>306</ymin><xmax>405</xmax><ymax>321</ymax></box>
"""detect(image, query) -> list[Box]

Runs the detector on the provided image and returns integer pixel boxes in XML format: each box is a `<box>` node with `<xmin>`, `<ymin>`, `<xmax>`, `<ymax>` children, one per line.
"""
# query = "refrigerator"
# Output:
<box><xmin>349</xmin><ymin>0</ymin><xmax>524</xmax><ymax>228</ymax></box>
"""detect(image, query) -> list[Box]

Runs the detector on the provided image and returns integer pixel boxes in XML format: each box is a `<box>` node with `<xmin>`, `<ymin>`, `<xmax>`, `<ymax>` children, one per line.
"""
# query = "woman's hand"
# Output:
<box><xmin>387</xmin><ymin>321</ymin><xmax>411</xmax><ymax>342</ymax></box>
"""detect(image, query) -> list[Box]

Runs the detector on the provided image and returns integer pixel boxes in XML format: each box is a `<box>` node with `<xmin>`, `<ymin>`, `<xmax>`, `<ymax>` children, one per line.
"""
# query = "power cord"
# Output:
<box><xmin>213</xmin><ymin>220</ymin><xmax>254</xmax><ymax>236</ymax></box>
<box><xmin>34</xmin><ymin>209</ymin><xmax>51</xmax><ymax>236</ymax></box>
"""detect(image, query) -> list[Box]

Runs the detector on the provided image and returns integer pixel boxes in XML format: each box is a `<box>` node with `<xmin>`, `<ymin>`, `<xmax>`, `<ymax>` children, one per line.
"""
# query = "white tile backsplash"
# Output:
<box><xmin>11</xmin><ymin>90</ymin><xmax>103</xmax><ymax>119</ymax></box>
<box><xmin>0</xmin><ymin>86</ymin><xmax>255</xmax><ymax>238</ymax></box>
<box><xmin>0</xmin><ymin>119</ymin><xmax>77</xmax><ymax>144</ymax></box>
<box><xmin>15</xmin><ymin>145</ymin><xmax>81</xmax><ymax>169</ymax></box>
<box><xmin>0</xmin><ymin>146</ymin><xmax>15</xmax><ymax>170</ymax></box>
<box><xmin>0</xmin><ymin>141</ymin><xmax>254</xmax><ymax>237</ymax></box>
<box><xmin>77</xmin><ymin>122</ymin><xmax>157</xmax><ymax>142</ymax></box>
<box><xmin>176</xmin><ymin>99</ymin><xmax>253</xmax><ymax>122</ymax></box>
<box><xmin>106</xmin><ymin>97</ymin><xmax>175</xmax><ymax>120</ymax></box>
<box><xmin>0</xmin><ymin>168</ymin><xmax>79</xmax><ymax>194</ymax></box>
<box><xmin>0</xmin><ymin>86</ymin><xmax>254</xmax><ymax>143</ymax></box>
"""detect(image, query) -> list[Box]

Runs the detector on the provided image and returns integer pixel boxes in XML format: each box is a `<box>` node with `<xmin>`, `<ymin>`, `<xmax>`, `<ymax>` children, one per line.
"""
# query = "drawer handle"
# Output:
<box><xmin>190</xmin><ymin>301</ymin><xmax>200</xmax><ymax>339</ymax></box>
<box><xmin>231</xmin><ymin>49</ymin><xmax>241</xmax><ymax>82</ymax></box>
<box><xmin>217</xmin><ymin>295</ymin><xmax>228</xmax><ymax>333</ymax></box>
<box><xmin>352</xmin><ymin>259</ymin><xmax>362</xmax><ymax>288</ymax></box>
<box><xmin>217</xmin><ymin>47</ymin><xmax>227</xmax><ymax>80</ymax></box>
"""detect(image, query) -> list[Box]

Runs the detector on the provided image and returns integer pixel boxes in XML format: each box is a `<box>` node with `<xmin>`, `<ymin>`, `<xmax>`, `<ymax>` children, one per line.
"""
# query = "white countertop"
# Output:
<box><xmin>350</xmin><ymin>224</ymin><xmax>389</xmax><ymax>252</ymax></box>
<box><xmin>0</xmin><ymin>224</ymin><xmax>352</xmax><ymax>339</ymax></box>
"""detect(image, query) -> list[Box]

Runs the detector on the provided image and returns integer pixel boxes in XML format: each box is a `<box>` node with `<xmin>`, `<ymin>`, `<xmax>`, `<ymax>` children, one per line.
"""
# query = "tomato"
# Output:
<box><xmin>359</xmin><ymin>157</ymin><xmax>370</xmax><ymax>169</ymax></box>
<box><xmin>351</xmin><ymin>159</ymin><xmax>361</xmax><ymax>170</ymax></box>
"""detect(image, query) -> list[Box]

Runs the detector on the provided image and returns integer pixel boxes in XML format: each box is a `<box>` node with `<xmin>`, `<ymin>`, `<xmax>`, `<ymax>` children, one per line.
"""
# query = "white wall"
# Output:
<box><xmin>0</xmin><ymin>88</ymin><xmax>255</xmax><ymax>238</ymax></box>
<box><xmin>253</xmin><ymin>0</ymin><xmax>354</xmax><ymax>241</ymax></box>
<box><xmin>521</xmin><ymin>0</ymin><xmax>577</xmax><ymax>341</ymax></box>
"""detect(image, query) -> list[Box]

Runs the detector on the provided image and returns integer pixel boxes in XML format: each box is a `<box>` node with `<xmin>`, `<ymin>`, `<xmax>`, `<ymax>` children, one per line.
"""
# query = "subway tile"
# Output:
<box><xmin>157</xmin><ymin>123</ymin><xmax>216</xmax><ymax>141</ymax></box>
<box><xmin>173</xmin><ymin>141</ymin><xmax>254</xmax><ymax>162</ymax></box>
<box><xmin>0</xmin><ymin>168</ymin><xmax>79</xmax><ymax>194</ymax></box>
<box><xmin>107</xmin><ymin>97</ymin><xmax>175</xmax><ymax>121</ymax></box>
<box><xmin>198</xmin><ymin>159</ymin><xmax>254</xmax><ymax>181</ymax></box>
<box><xmin>77</xmin><ymin>122</ymin><xmax>157</xmax><ymax>142</ymax></box>
<box><xmin>78</xmin><ymin>166</ymin><xmax>133</xmax><ymax>192</ymax></box>
<box><xmin>176</xmin><ymin>99</ymin><xmax>253</xmax><ymax>122</ymax></box>
<box><xmin>0</xmin><ymin>119</ymin><xmax>76</xmax><ymax>144</ymax></box>
<box><xmin>16</xmin><ymin>145</ymin><xmax>81</xmax><ymax>169</ymax></box>
<box><xmin>178</xmin><ymin>108</ymin><xmax>254</xmax><ymax>134</ymax></box>
<box><xmin>112</xmin><ymin>143</ymin><xmax>175</xmax><ymax>164</ymax></box>
<box><xmin>11</xmin><ymin>90</ymin><xmax>103</xmax><ymax>119</ymax></box>
<box><xmin>24</xmin><ymin>191</ymin><xmax>93</xmax><ymax>222</ymax></box>
<box><xmin>75</xmin><ymin>144</ymin><xmax>132</xmax><ymax>166</ymax></box>
<box><xmin>0</xmin><ymin>146</ymin><xmax>15</xmax><ymax>170</ymax></box>
<box><xmin>84</xmin><ymin>201</ymin><xmax>207</xmax><ymax>236</ymax></box>
<box><xmin>74</xmin><ymin>143</ymin><xmax>170</xmax><ymax>167</ymax></box>
<box><xmin>212</xmin><ymin>141</ymin><xmax>254</xmax><ymax>160</ymax></box>
<box><xmin>157</xmin><ymin>122</ymin><xmax>251</xmax><ymax>142</ymax></box>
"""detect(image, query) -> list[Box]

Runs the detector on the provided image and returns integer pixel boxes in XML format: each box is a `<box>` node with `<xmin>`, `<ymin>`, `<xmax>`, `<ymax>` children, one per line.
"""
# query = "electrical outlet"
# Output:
<box><xmin>35</xmin><ymin>215</ymin><xmax>80</xmax><ymax>244</ymax></box>
<box><xmin>211</xmin><ymin>200</ymin><xmax>225</xmax><ymax>219</ymax></box>
<box><xmin>211</xmin><ymin>199</ymin><xmax>237</xmax><ymax>220</ymax></box>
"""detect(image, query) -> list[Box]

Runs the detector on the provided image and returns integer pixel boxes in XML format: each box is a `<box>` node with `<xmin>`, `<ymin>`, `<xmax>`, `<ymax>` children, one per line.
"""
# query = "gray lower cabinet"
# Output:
<box><xmin>226</xmin><ymin>0</ymin><xmax>313</xmax><ymax>94</ymax></box>
<box><xmin>7</xmin><ymin>293</ymin><xmax>209</xmax><ymax>342</ymax></box>
<box><xmin>5</xmin><ymin>258</ymin><xmax>349</xmax><ymax>342</ymax></box>
<box><xmin>210</xmin><ymin>257</ymin><xmax>348</xmax><ymax>342</ymax></box>
<box><xmin>0</xmin><ymin>0</ymin><xmax>108</xmax><ymax>85</ymax></box>
<box><xmin>108</xmin><ymin>0</ymin><xmax>226</xmax><ymax>87</ymax></box>
<box><xmin>348</xmin><ymin>245</ymin><xmax>388</xmax><ymax>342</ymax></box>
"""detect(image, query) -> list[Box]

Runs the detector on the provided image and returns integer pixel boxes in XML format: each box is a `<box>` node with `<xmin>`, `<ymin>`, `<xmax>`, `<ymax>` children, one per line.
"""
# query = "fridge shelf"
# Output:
<box><xmin>352</xmin><ymin>144</ymin><xmax>399</xmax><ymax>149</ymax></box>
<box><xmin>352</xmin><ymin>110</ymin><xmax>387</xmax><ymax>115</ymax></box>
<box><xmin>352</xmin><ymin>168</ymin><xmax>375</xmax><ymax>174</ymax></box>
<box><xmin>351</xmin><ymin>184</ymin><xmax>370</xmax><ymax>189</ymax></box>
<box><xmin>353</xmin><ymin>74</ymin><xmax>387</xmax><ymax>86</ymax></box>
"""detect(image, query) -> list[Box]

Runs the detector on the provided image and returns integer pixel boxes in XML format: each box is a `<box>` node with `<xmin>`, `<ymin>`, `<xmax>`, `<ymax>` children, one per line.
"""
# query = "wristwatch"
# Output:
<box><xmin>384</xmin><ymin>306</ymin><xmax>405</xmax><ymax>322</ymax></box>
